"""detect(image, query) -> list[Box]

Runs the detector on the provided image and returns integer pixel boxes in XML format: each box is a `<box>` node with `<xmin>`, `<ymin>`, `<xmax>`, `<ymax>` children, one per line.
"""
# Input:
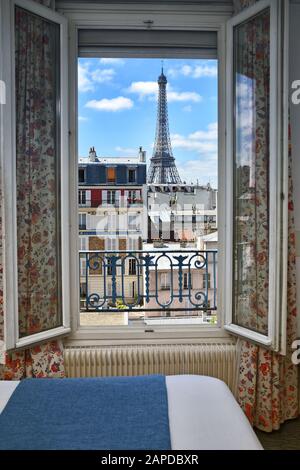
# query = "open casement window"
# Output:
<box><xmin>1</xmin><ymin>0</ymin><xmax>70</xmax><ymax>349</ymax></box>
<box><xmin>224</xmin><ymin>0</ymin><xmax>288</xmax><ymax>350</ymax></box>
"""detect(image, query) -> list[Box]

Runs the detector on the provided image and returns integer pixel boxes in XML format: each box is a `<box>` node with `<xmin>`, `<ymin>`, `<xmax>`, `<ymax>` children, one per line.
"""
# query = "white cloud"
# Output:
<box><xmin>100</xmin><ymin>58</ymin><xmax>125</xmax><ymax>65</ymax></box>
<box><xmin>91</xmin><ymin>68</ymin><xmax>115</xmax><ymax>83</ymax></box>
<box><xmin>177</xmin><ymin>158</ymin><xmax>218</xmax><ymax>187</ymax></box>
<box><xmin>78</xmin><ymin>62</ymin><xmax>116</xmax><ymax>92</ymax></box>
<box><xmin>79</xmin><ymin>116</ymin><xmax>88</xmax><ymax>122</ymax></box>
<box><xmin>171</xmin><ymin>122</ymin><xmax>218</xmax><ymax>156</ymax></box>
<box><xmin>183</xmin><ymin>105</ymin><xmax>192</xmax><ymax>112</ymax></box>
<box><xmin>170</xmin><ymin>122</ymin><xmax>218</xmax><ymax>185</ymax></box>
<box><xmin>168</xmin><ymin>91</ymin><xmax>202</xmax><ymax>103</ymax></box>
<box><xmin>168</xmin><ymin>63</ymin><xmax>218</xmax><ymax>79</ymax></box>
<box><xmin>85</xmin><ymin>96</ymin><xmax>134</xmax><ymax>112</ymax></box>
<box><xmin>181</xmin><ymin>65</ymin><xmax>192</xmax><ymax>76</ymax></box>
<box><xmin>115</xmin><ymin>146</ymin><xmax>137</xmax><ymax>155</ymax></box>
<box><xmin>193</xmin><ymin>64</ymin><xmax>218</xmax><ymax>78</ymax></box>
<box><xmin>78</xmin><ymin>63</ymin><xmax>94</xmax><ymax>92</ymax></box>
<box><xmin>126</xmin><ymin>81</ymin><xmax>158</xmax><ymax>98</ymax></box>
<box><xmin>126</xmin><ymin>81</ymin><xmax>202</xmax><ymax>103</ymax></box>
<box><xmin>172</xmin><ymin>135</ymin><xmax>217</xmax><ymax>154</ymax></box>
<box><xmin>189</xmin><ymin>122</ymin><xmax>217</xmax><ymax>141</ymax></box>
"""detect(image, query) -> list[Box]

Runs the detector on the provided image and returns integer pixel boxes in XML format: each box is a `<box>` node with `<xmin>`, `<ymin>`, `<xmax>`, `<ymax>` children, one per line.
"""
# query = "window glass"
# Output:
<box><xmin>232</xmin><ymin>8</ymin><xmax>270</xmax><ymax>335</ymax></box>
<box><xmin>15</xmin><ymin>7</ymin><xmax>62</xmax><ymax>337</ymax></box>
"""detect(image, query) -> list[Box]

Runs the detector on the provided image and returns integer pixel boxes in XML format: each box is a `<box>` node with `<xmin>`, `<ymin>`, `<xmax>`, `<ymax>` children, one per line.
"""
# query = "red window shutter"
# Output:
<box><xmin>91</xmin><ymin>189</ymin><xmax>102</xmax><ymax>208</ymax></box>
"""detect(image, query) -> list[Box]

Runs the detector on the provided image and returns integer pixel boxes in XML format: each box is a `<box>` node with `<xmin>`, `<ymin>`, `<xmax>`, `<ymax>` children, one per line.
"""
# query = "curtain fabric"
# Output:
<box><xmin>15</xmin><ymin>4</ymin><xmax>61</xmax><ymax>338</ymax></box>
<box><xmin>0</xmin><ymin>0</ymin><xmax>64</xmax><ymax>379</ymax></box>
<box><xmin>0</xmin><ymin>341</ymin><xmax>64</xmax><ymax>380</ymax></box>
<box><xmin>232</xmin><ymin>8</ymin><xmax>270</xmax><ymax>335</ymax></box>
<box><xmin>234</xmin><ymin>0</ymin><xmax>299</xmax><ymax>432</ymax></box>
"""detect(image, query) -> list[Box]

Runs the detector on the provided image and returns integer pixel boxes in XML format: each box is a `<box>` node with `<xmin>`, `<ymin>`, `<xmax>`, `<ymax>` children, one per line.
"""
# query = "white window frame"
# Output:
<box><xmin>107</xmin><ymin>190</ymin><xmax>116</xmax><ymax>205</ymax></box>
<box><xmin>1</xmin><ymin>0</ymin><xmax>70</xmax><ymax>350</ymax></box>
<box><xmin>128</xmin><ymin>168</ymin><xmax>137</xmax><ymax>184</ymax></box>
<box><xmin>161</xmin><ymin>272</ymin><xmax>171</xmax><ymax>290</ymax></box>
<box><xmin>128</xmin><ymin>236</ymin><xmax>139</xmax><ymax>251</ymax></box>
<box><xmin>79</xmin><ymin>236</ymin><xmax>88</xmax><ymax>251</ymax></box>
<box><xmin>78</xmin><ymin>189</ymin><xmax>91</xmax><ymax>207</ymax></box>
<box><xmin>128</xmin><ymin>214</ymin><xmax>137</xmax><ymax>231</ymax></box>
<box><xmin>128</xmin><ymin>259</ymin><xmax>137</xmax><ymax>276</ymax></box>
<box><xmin>224</xmin><ymin>0</ymin><xmax>289</xmax><ymax>351</ymax></box>
<box><xmin>64</xmin><ymin>2</ymin><xmax>231</xmax><ymax>343</ymax></box>
<box><xmin>106</xmin><ymin>237</ymin><xmax>117</xmax><ymax>252</ymax></box>
<box><xmin>79</xmin><ymin>213</ymin><xmax>87</xmax><ymax>230</ymax></box>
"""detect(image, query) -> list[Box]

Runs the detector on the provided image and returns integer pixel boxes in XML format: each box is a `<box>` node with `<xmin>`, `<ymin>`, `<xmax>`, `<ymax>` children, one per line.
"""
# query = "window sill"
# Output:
<box><xmin>65</xmin><ymin>324</ymin><xmax>233</xmax><ymax>347</ymax></box>
<box><xmin>15</xmin><ymin>326</ymin><xmax>71</xmax><ymax>350</ymax></box>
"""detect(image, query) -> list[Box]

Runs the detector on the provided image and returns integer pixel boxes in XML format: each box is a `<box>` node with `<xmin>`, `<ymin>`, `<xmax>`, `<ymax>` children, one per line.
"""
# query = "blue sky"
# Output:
<box><xmin>78</xmin><ymin>58</ymin><xmax>218</xmax><ymax>187</ymax></box>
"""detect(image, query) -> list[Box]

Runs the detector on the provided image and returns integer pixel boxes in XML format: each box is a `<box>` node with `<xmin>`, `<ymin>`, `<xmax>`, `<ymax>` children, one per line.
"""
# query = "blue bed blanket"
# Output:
<box><xmin>0</xmin><ymin>375</ymin><xmax>171</xmax><ymax>450</ymax></box>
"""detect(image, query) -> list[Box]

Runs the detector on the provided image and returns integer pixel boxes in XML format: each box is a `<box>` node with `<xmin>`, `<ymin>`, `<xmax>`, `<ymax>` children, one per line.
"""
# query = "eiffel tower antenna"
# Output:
<box><xmin>147</xmin><ymin>67</ymin><xmax>182</xmax><ymax>184</ymax></box>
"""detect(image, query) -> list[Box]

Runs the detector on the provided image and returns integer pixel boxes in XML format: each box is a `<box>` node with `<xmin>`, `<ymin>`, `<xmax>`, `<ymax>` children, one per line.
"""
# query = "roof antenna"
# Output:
<box><xmin>161</xmin><ymin>59</ymin><xmax>164</xmax><ymax>74</ymax></box>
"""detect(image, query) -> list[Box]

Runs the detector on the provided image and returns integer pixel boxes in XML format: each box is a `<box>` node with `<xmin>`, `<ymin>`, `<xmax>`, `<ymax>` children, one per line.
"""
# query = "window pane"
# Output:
<box><xmin>232</xmin><ymin>8</ymin><xmax>270</xmax><ymax>335</ymax></box>
<box><xmin>15</xmin><ymin>7</ymin><xmax>62</xmax><ymax>337</ymax></box>
<box><xmin>107</xmin><ymin>168</ymin><xmax>116</xmax><ymax>183</ymax></box>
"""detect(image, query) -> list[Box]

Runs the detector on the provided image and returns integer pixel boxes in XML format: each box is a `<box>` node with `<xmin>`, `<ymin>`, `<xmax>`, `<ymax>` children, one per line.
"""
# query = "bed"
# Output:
<box><xmin>0</xmin><ymin>375</ymin><xmax>262</xmax><ymax>450</ymax></box>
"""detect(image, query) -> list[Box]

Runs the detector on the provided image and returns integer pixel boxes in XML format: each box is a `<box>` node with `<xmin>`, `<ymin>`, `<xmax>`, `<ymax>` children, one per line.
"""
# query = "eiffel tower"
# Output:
<box><xmin>147</xmin><ymin>67</ymin><xmax>182</xmax><ymax>184</ymax></box>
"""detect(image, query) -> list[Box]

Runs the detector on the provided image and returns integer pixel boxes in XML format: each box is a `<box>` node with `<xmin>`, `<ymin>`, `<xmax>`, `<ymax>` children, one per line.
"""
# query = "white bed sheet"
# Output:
<box><xmin>0</xmin><ymin>376</ymin><xmax>262</xmax><ymax>450</ymax></box>
<box><xmin>165</xmin><ymin>375</ymin><xmax>262</xmax><ymax>450</ymax></box>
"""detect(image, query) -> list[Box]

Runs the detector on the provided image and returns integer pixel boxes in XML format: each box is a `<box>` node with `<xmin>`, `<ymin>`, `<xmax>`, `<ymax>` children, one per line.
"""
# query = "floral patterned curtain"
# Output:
<box><xmin>0</xmin><ymin>0</ymin><xmax>64</xmax><ymax>380</ymax></box>
<box><xmin>234</xmin><ymin>0</ymin><xmax>299</xmax><ymax>432</ymax></box>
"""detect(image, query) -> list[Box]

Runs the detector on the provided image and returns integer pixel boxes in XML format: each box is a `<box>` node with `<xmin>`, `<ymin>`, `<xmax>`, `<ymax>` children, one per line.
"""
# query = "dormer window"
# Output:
<box><xmin>128</xmin><ymin>169</ymin><xmax>136</xmax><ymax>183</ymax></box>
<box><xmin>107</xmin><ymin>167</ymin><xmax>116</xmax><ymax>183</ymax></box>
<box><xmin>78</xmin><ymin>168</ymin><xmax>85</xmax><ymax>183</ymax></box>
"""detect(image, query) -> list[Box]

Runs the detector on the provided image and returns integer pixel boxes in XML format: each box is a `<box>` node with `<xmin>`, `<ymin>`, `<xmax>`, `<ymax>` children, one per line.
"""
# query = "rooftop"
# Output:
<box><xmin>79</xmin><ymin>156</ymin><xmax>146</xmax><ymax>165</ymax></box>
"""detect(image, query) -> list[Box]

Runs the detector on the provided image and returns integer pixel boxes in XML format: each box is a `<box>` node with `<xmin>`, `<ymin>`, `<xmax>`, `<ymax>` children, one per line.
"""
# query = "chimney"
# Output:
<box><xmin>139</xmin><ymin>146</ymin><xmax>146</xmax><ymax>162</ymax></box>
<box><xmin>89</xmin><ymin>146</ymin><xmax>96</xmax><ymax>162</ymax></box>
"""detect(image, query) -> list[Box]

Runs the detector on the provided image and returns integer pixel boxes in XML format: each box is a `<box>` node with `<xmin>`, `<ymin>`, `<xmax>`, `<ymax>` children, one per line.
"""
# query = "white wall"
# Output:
<box><xmin>289</xmin><ymin>1</ymin><xmax>300</xmax><ymax>335</ymax></box>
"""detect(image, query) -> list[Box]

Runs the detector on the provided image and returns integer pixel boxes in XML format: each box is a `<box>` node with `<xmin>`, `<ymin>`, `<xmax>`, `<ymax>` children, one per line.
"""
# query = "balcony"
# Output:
<box><xmin>79</xmin><ymin>249</ymin><xmax>217</xmax><ymax>322</ymax></box>
<box><xmin>127</xmin><ymin>198</ymin><xmax>143</xmax><ymax>207</ymax></box>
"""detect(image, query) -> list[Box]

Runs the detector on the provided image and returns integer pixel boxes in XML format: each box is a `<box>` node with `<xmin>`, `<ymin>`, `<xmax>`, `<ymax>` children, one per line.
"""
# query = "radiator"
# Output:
<box><xmin>64</xmin><ymin>343</ymin><xmax>238</xmax><ymax>392</ymax></box>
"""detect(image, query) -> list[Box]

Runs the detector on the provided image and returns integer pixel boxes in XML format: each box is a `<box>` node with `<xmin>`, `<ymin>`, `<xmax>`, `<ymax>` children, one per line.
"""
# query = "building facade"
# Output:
<box><xmin>78</xmin><ymin>147</ymin><xmax>147</xmax><ymax>310</ymax></box>
<box><xmin>147</xmin><ymin>183</ymin><xmax>217</xmax><ymax>243</ymax></box>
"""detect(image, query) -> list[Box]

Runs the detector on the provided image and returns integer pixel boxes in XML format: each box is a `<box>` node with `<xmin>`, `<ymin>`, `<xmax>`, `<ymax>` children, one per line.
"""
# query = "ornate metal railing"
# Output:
<box><xmin>79</xmin><ymin>250</ymin><xmax>217</xmax><ymax>314</ymax></box>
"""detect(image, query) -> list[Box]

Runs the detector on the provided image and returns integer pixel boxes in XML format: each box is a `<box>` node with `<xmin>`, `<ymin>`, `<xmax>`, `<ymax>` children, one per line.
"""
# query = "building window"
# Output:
<box><xmin>128</xmin><ymin>236</ymin><xmax>138</xmax><ymax>251</ymax></box>
<box><xmin>79</xmin><ymin>213</ymin><xmax>87</xmax><ymax>230</ymax></box>
<box><xmin>106</xmin><ymin>237</ymin><xmax>117</xmax><ymax>251</ymax></box>
<box><xmin>161</xmin><ymin>272</ymin><xmax>171</xmax><ymax>290</ymax></box>
<box><xmin>128</xmin><ymin>215</ymin><xmax>137</xmax><ymax>230</ymax></box>
<box><xmin>79</xmin><ymin>236</ymin><xmax>88</xmax><ymax>250</ymax></box>
<box><xmin>78</xmin><ymin>168</ymin><xmax>85</xmax><ymax>183</ymax></box>
<box><xmin>203</xmin><ymin>273</ymin><xmax>211</xmax><ymax>289</ymax></box>
<box><xmin>107</xmin><ymin>258</ymin><xmax>113</xmax><ymax>276</ymax></box>
<box><xmin>78</xmin><ymin>190</ymin><xmax>91</xmax><ymax>206</ymax></box>
<box><xmin>107</xmin><ymin>190</ymin><xmax>116</xmax><ymax>205</ymax></box>
<box><xmin>183</xmin><ymin>272</ymin><xmax>192</xmax><ymax>289</ymax></box>
<box><xmin>128</xmin><ymin>190</ymin><xmax>137</xmax><ymax>204</ymax></box>
<box><xmin>75</xmin><ymin>9</ymin><xmax>226</xmax><ymax>333</ymax></box>
<box><xmin>80</xmin><ymin>258</ymin><xmax>86</xmax><ymax>277</ymax></box>
<box><xmin>107</xmin><ymin>167</ymin><xmax>116</xmax><ymax>183</ymax></box>
<box><xmin>129</xmin><ymin>259</ymin><xmax>137</xmax><ymax>275</ymax></box>
<box><xmin>128</xmin><ymin>169</ymin><xmax>136</xmax><ymax>183</ymax></box>
<box><xmin>78</xmin><ymin>190</ymin><xmax>86</xmax><ymax>205</ymax></box>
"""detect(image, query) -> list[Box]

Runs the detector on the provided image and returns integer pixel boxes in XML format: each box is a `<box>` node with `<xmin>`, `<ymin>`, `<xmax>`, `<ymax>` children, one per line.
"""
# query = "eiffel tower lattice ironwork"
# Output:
<box><xmin>147</xmin><ymin>68</ymin><xmax>182</xmax><ymax>184</ymax></box>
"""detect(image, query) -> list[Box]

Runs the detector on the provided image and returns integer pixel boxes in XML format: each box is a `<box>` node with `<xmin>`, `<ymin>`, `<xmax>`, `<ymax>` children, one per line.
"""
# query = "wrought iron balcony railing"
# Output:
<box><xmin>79</xmin><ymin>249</ymin><xmax>217</xmax><ymax>316</ymax></box>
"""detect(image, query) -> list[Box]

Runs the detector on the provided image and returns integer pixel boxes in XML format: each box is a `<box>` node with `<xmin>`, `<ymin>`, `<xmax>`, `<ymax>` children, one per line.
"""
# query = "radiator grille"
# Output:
<box><xmin>64</xmin><ymin>343</ymin><xmax>237</xmax><ymax>392</ymax></box>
